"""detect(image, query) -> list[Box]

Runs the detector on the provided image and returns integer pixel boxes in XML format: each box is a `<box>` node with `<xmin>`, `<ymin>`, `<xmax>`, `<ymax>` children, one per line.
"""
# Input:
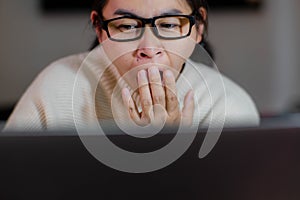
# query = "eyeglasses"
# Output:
<box><xmin>98</xmin><ymin>14</ymin><xmax>196</xmax><ymax>42</ymax></box>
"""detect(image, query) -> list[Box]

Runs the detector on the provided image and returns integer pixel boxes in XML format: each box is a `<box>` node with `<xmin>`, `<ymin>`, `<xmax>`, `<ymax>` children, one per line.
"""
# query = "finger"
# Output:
<box><xmin>138</xmin><ymin>70</ymin><xmax>153</xmax><ymax>122</ymax></box>
<box><xmin>122</xmin><ymin>88</ymin><xmax>141</xmax><ymax>123</ymax></box>
<box><xmin>163</xmin><ymin>70</ymin><xmax>179</xmax><ymax>114</ymax></box>
<box><xmin>182</xmin><ymin>90</ymin><xmax>195</xmax><ymax>126</ymax></box>
<box><xmin>148</xmin><ymin>66</ymin><xmax>166</xmax><ymax>108</ymax></box>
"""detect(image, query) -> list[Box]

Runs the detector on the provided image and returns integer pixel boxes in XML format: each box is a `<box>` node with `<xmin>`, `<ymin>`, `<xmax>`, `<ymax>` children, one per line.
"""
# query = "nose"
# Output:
<box><xmin>137</xmin><ymin>48</ymin><xmax>162</xmax><ymax>59</ymax></box>
<box><xmin>136</xmin><ymin>28</ymin><xmax>163</xmax><ymax>60</ymax></box>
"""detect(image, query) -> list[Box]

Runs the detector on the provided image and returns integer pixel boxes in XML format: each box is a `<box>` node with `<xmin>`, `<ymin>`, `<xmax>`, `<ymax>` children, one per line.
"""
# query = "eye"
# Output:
<box><xmin>159</xmin><ymin>23</ymin><xmax>180</xmax><ymax>29</ymax></box>
<box><xmin>117</xmin><ymin>24</ymin><xmax>138</xmax><ymax>32</ymax></box>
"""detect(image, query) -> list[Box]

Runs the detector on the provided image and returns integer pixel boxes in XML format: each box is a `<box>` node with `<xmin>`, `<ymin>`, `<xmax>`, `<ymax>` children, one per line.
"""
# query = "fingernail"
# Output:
<box><xmin>138</xmin><ymin>70</ymin><xmax>148</xmax><ymax>83</ymax></box>
<box><xmin>138</xmin><ymin>70</ymin><xmax>147</xmax><ymax>80</ymax></box>
<box><xmin>148</xmin><ymin>66</ymin><xmax>159</xmax><ymax>75</ymax></box>
<box><xmin>164</xmin><ymin>70</ymin><xmax>173</xmax><ymax>78</ymax></box>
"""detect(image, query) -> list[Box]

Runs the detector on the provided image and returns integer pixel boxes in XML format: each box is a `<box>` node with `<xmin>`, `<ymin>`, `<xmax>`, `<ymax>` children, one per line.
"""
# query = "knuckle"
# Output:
<box><xmin>150</xmin><ymin>77</ymin><xmax>161</xmax><ymax>83</ymax></box>
<box><xmin>167</xmin><ymin>95</ymin><xmax>178</xmax><ymax>104</ymax></box>
<box><xmin>139</xmin><ymin>84</ymin><xmax>149</xmax><ymax>90</ymax></box>
<box><xmin>142</xmin><ymin>99</ymin><xmax>152</xmax><ymax>107</ymax></box>
<box><xmin>153</xmin><ymin>95</ymin><xmax>164</xmax><ymax>104</ymax></box>
<box><xmin>128</xmin><ymin>106</ymin><xmax>134</xmax><ymax>113</ymax></box>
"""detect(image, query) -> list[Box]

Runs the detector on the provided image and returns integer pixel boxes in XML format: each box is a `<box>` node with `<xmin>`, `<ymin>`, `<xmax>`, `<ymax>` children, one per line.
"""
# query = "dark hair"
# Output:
<box><xmin>89</xmin><ymin>0</ymin><xmax>212</xmax><ymax>57</ymax></box>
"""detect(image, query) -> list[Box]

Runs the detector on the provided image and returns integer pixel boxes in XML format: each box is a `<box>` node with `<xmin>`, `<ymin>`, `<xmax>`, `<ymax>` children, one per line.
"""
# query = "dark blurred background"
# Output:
<box><xmin>0</xmin><ymin>0</ymin><xmax>299</xmax><ymax>122</ymax></box>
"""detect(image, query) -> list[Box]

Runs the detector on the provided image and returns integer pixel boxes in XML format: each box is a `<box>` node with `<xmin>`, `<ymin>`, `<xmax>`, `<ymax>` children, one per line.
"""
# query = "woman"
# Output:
<box><xmin>4</xmin><ymin>0</ymin><xmax>259</xmax><ymax>131</ymax></box>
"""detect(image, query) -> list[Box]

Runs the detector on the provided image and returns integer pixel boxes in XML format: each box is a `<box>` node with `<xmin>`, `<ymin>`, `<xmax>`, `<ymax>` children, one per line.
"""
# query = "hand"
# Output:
<box><xmin>122</xmin><ymin>66</ymin><xmax>194</xmax><ymax>127</ymax></box>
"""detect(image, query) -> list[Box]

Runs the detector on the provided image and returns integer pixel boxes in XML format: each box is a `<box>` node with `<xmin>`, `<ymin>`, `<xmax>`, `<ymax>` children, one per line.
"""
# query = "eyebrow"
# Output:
<box><xmin>114</xmin><ymin>9</ymin><xmax>140</xmax><ymax>18</ymax></box>
<box><xmin>113</xmin><ymin>9</ymin><xmax>183</xmax><ymax>18</ymax></box>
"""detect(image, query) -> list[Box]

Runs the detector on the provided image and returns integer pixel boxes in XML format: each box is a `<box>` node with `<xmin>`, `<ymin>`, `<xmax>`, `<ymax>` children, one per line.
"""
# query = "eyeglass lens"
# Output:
<box><xmin>107</xmin><ymin>16</ymin><xmax>191</xmax><ymax>41</ymax></box>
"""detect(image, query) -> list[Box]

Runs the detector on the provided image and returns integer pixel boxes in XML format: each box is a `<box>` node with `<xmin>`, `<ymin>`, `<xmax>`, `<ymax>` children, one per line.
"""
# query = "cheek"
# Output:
<box><xmin>113</xmin><ymin>54</ymin><xmax>133</xmax><ymax>76</ymax></box>
<box><xmin>102</xmin><ymin>42</ymin><xmax>137</xmax><ymax>75</ymax></box>
<box><xmin>102</xmin><ymin>42</ymin><xmax>131</xmax><ymax>61</ymax></box>
<box><xmin>162</xmin><ymin>39</ymin><xmax>196</xmax><ymax>62</ymax></box>
<box><xmin>191</xmin><ymin>25</ymin><xmax>203</xmax><ymax>44</ymax></box>
<box><xmin>166</xmin><ymin>53</ymin><xmax>185</xmax><ymax>72</ymax></box>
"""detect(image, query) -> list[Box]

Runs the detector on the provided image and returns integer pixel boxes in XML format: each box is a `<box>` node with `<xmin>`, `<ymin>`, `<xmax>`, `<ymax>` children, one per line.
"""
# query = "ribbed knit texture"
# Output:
<box><xmin>4</xmin><ymin>46</ymin><xmax>260</xmax><ymax>132</ymax></box>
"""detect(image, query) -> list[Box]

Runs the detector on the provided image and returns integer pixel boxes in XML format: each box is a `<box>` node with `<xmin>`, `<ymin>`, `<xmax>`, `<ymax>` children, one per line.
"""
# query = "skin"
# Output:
<box><xmin>90</xmin><ymin>0</ymin><xmax>206</xmax><ymax>126</ymax></box>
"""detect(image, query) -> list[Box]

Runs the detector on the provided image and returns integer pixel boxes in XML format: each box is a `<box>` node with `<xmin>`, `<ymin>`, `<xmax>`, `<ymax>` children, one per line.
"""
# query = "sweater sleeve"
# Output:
<box><xmin>222</xmin><ymin>76</ymin><xmax>260</xmax><ymax>127</ymax></box>
<box><xmin>3</xmin><ymin>91</ymin><xmax>45</xmax><ymax>131</ymax></box>
<box><xmin>4</xmin><ymin>70</ymin><xmax>52</xmax><ymax>131</ymax></box>
<box><xmin>3</xmin><ymin>54</ymin><xmax>86</xmax><ymax>132</ymax></box>
<box><xmin>181</xmin><ymin>60</ymin><xmax>260</xmax><ymax>128</ymax></box>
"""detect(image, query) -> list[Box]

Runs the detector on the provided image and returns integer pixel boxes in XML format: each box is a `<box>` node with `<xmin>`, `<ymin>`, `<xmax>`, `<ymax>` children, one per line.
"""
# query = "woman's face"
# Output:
<box><xmin>93</xmin><ymin>0</ymin><xmax>204</xmax><ymax>77</ymax></box>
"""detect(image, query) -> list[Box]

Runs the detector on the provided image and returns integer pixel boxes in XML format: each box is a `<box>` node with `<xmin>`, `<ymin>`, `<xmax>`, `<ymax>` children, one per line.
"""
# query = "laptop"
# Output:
<box><xmin>0</xmin><ymin>126</ymin><xmax>300</xmax><ymax>200</ymax></box>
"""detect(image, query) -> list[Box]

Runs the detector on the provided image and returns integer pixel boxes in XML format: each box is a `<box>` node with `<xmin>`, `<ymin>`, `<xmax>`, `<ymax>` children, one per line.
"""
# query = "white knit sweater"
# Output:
<box><xmin>4</xmin><ymin>46</ymin><xmax>259</xmax><ymax>131</ymax></box>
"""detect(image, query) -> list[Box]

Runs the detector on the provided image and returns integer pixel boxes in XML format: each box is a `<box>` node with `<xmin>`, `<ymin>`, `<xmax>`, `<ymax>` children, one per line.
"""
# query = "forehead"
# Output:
<box><xmin>103</xmin><ymin>0</ymin><xmax>192</xmax><ymax>18</ymax></box>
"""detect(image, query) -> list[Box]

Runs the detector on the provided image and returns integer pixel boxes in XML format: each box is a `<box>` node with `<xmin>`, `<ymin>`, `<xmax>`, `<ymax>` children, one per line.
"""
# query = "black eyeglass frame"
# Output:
<box><xmin>98</xmin><ymin>14</ymin><xmax>197</xmax><ymax>42</ymax></box>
